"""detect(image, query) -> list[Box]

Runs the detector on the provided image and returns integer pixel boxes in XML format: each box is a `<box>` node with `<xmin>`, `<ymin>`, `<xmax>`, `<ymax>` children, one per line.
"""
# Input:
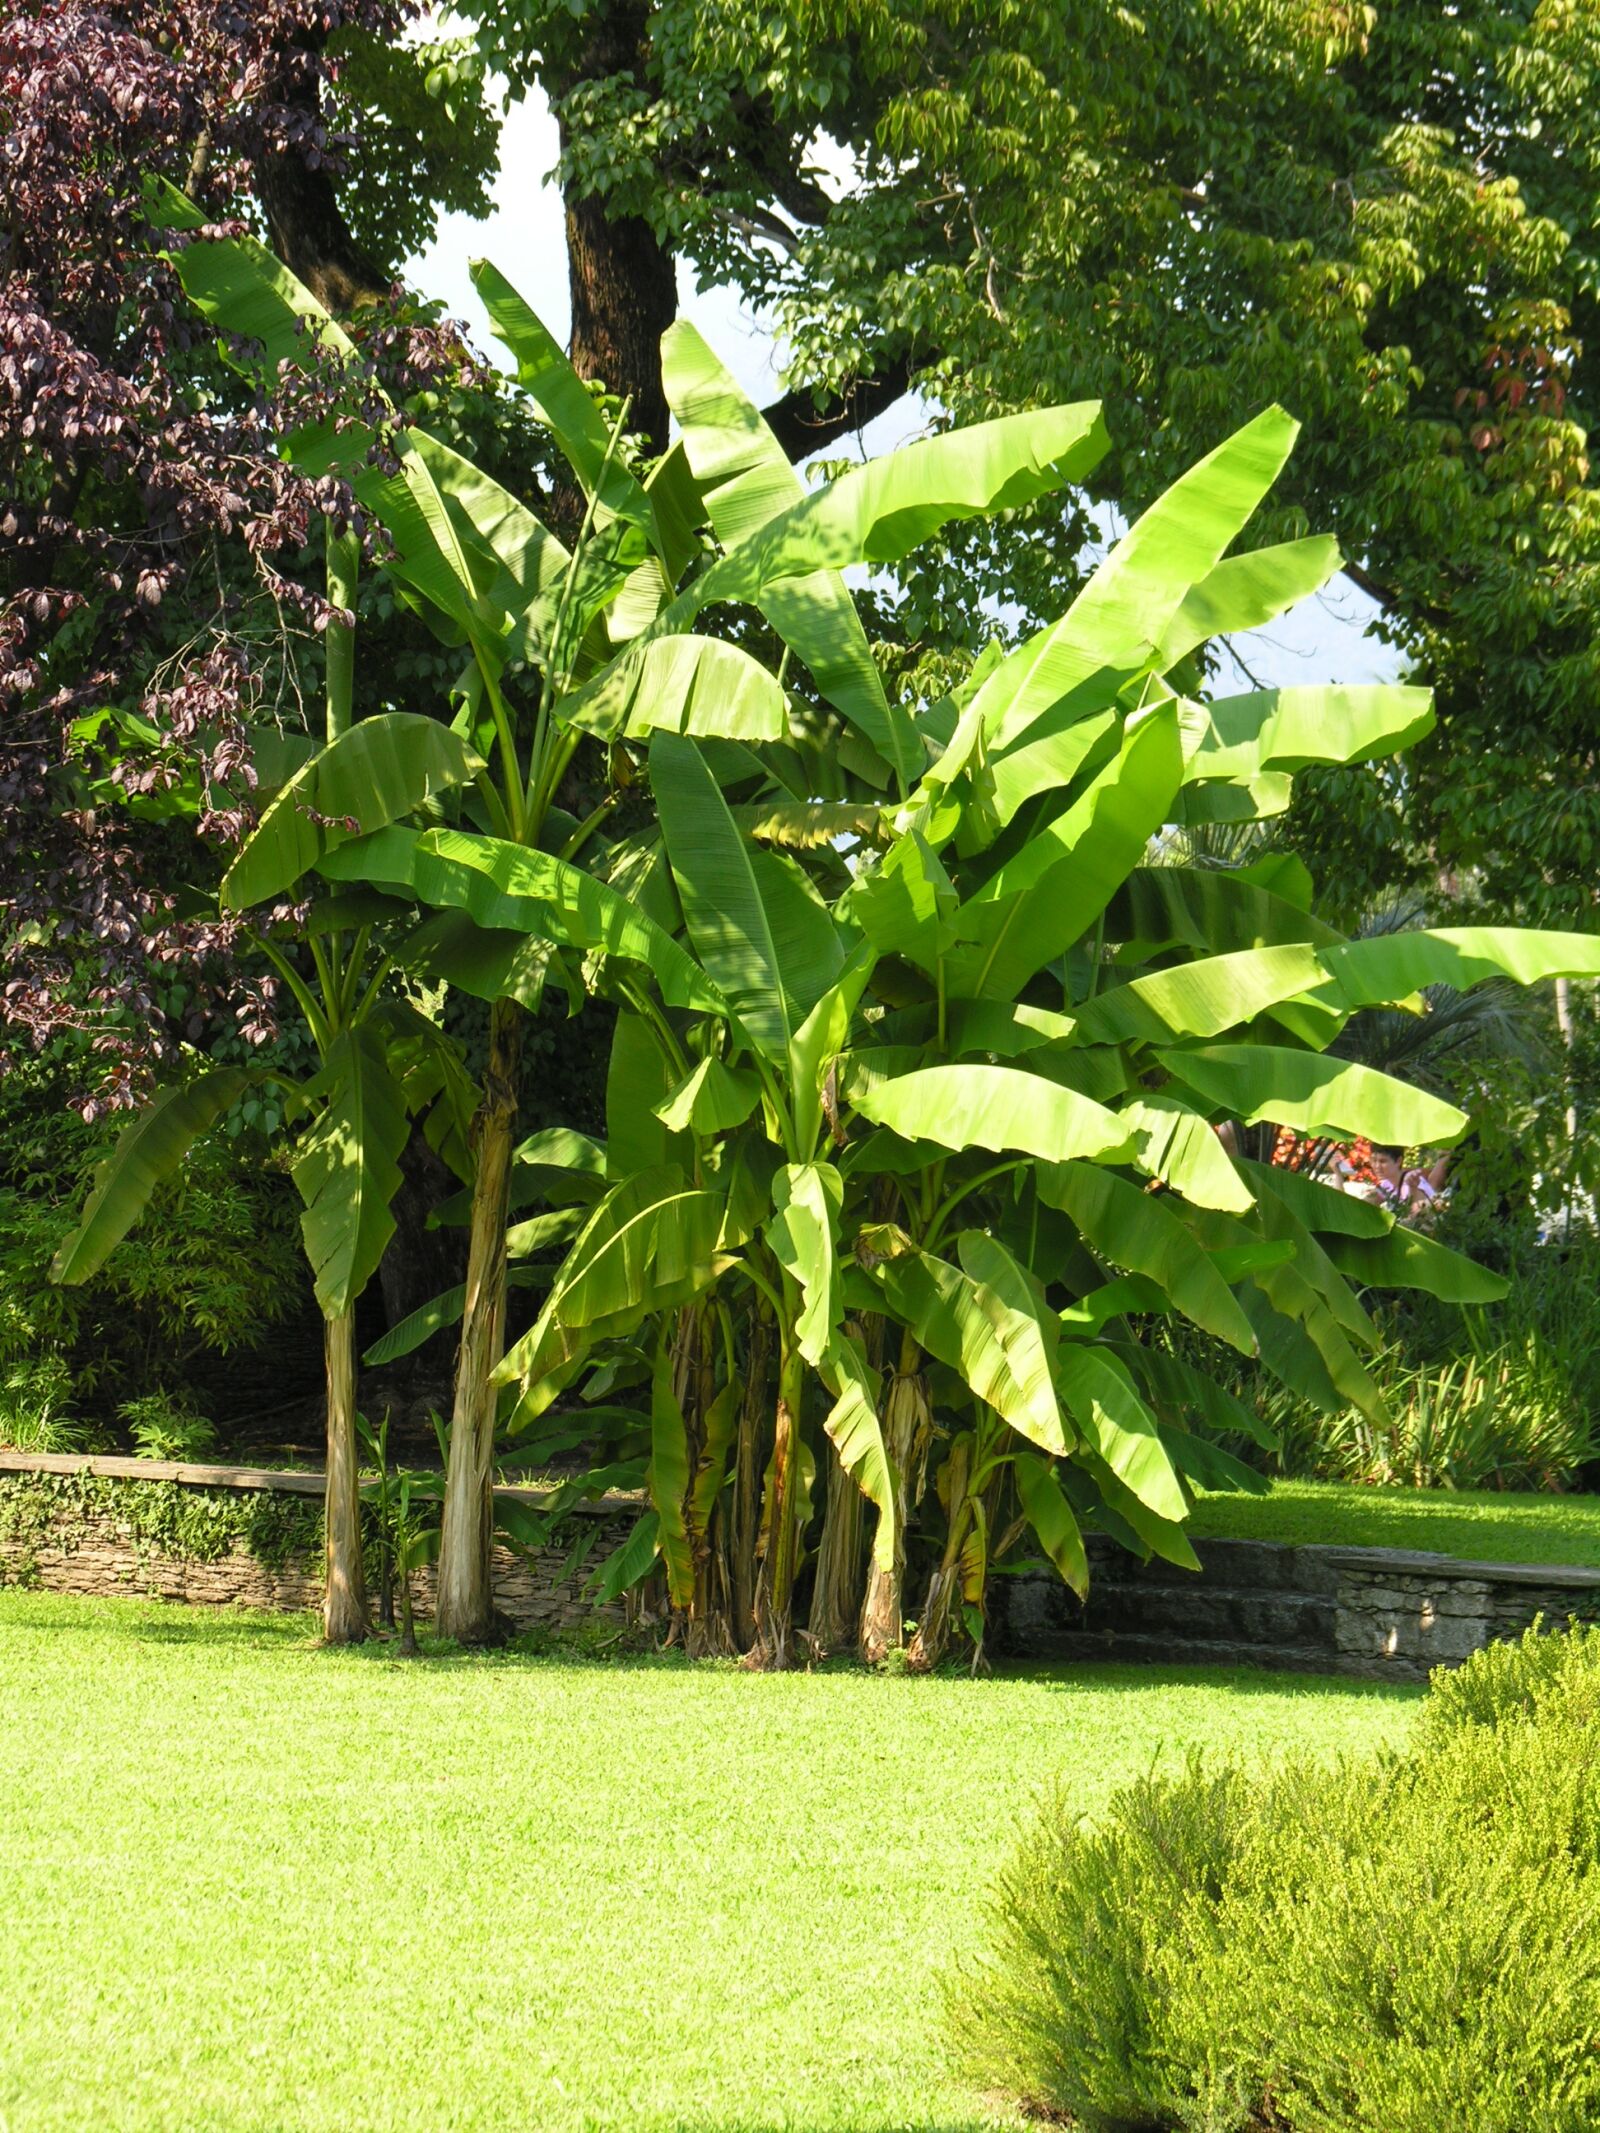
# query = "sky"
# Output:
<box><xmin>407</xmin><ymin>72</ymin><xmax>1402</xmax><ymax>693</ymax></box>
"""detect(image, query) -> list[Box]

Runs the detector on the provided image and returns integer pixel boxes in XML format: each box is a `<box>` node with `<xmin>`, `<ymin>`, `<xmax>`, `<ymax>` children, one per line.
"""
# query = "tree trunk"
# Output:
<box><xmin>751</xmin><ymin>1324</ymin><xmax>805</xmax><ymax>1670</ymax></box>
<box><xmin>323</xmin><ymin>1308</ymin><xmax>369</xmax><ymax>1645</ymax></box>
<box><xmin>434</xmin><ymin>995</ymin><xmax>523</xmax><ymax>1643</ymax></box>
<box><xmin>807</xmin><ymin>1442</ymin><xmax>865</xmax><ymax>1654</ymax></box>
<box><xmin>859</xmin><ymin>1329</ymin><xmax>932</xmax><ymax>1664</ymax></box>
<box><xmin>906</xmin><ymin>1439</ymin><xmax>973</xmax><ymax>1674</ymax></box>
<box><xmin>550</xmin><ymin>0</ymin><xmax>677</xmax><ymax>454</ymax></box>
<box><xmin>676</xmin><ymin>1305</ymin><xmax>737</xmax><ymax>1659</ymax></box>
<box><xmin>254</xmin><ymin>42</ymin><xmax>391</xmax><ymax>315</ymax></box>
<box><xmin>808</xmin><ymin>1312</ymin><xmax>881</xmax><ymax>1652</ymax></box>
<box><xmin>730</xmin><ymin>1303</ymin><xmax>771</xmax><ymax>1650</ymax></box>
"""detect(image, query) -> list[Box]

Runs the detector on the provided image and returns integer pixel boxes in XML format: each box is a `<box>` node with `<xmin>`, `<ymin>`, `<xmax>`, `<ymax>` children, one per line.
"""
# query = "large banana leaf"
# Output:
<box><xmin>947</xmin><ymin>407</ymin><xmax>1302</xmax><ymax>783</ymax></box>
<box><xmin>560</xmin><ymin>633</ymin><xmax>788</xmax><ymax>744</ymax></box>
<box><xmin>1234</xmin><ymin>1157</ymin><xmax>1391</xmax><ymax>1237</ymax></box>
<box><xmin>818</xmin><ymin>1333</ymin><xmax>896</xmax><ymax>1573</ymax></box>
<box><xmin>788</xmin><ymin>941</ymin><xmax>878</xmax><ymax>1150</ymax></box>
<box><xmin>220</xmin><ymin>715</ymin><xmax>483</xmax><ymax>911</ymax></box>
<box><xmin>943</xmin><ymin>999</ymin><xmax>1080</xmax><ymax>1060</ymax></box>
<box><xmin>843</xmin><ymin>828</ymin><xmax>957</xmax><ymax>973</ymax></box>
<box><xmin>1183</xmin><ymin>685</ymin><xmax>1435</xmax><ymax>782</ymax></box>
<box><xmin>361</xmin><ymin>1267</ymin><xmax>546</xmax><ymax>1367</ymax></box>
<box><xmin>690</xmin><ymin>402</ymin><xmax>1109</xmax><ymax>606</ymax></box>
<box><xmin>50</xmin><ymin>1067</ymin><xmax>259</xmax><ymax>1284</ymax></box>
<box><xmin>1119</xmin><ymin>1094</ymin><xmax>1254</xmax><ymax>1213</ymax></box>
<box><xmin>497</xmin><ymin>1167</ymin><xmax>734</xmax><ymax>1393</ymax></box>
<box><xmin>766</xmin><ymin>1162</ymin><xmax>844</xmax><ymax>1366</ymax></box>
<box><xmin>1245</xmin><ymin>1176</ymin><xmax>1382</xmax><ymax>1351</ymax></box>
<box><xmin>1065</xmin><ymin>1450</ymin><xmax>1201</xmax><ymax>1572</ymax></box>
<box><xmin>871</xmin><ymin>1247</ymin><xmax>1067</xmax><ymax>1455</ymax></box>
<box><xmin>662</xmin><ymin>322</ymin><xmax>920</xmax><ymax>793</ymax></box>
<box><xmin>318</xmin><ymin>825</ymin><xmax>730</xmax><ymax>1019</ymax></box>
<box><xmin>1319</xmin><ymin>928</ymin><xmax>1600</xmax><ymax>1008</ymax></box>
<box><xmin>655</xmin><ymin>1057</ymin><xmax>763</xmax><ymax>1136</ymax></box>
<box><xmin>505</xmin><ymin>1207</ymin><xmax>589</xmax><ymax>1261</ymax></box>
<box><xmin>472</xmin><ymin>259</ymin><xmax>677</xmax><ymax>570</ymax></box>
<box><xmin>400</xmin><ymin>427</ymin><xmax>578</xmax><ymax>666</ymax></box>
<box><xmin>1325</xmin><ymin>1226</ymin><xmax>1510</xmax><ymax>1303</ymax></box>
<box><xmin>1159</xmin><ymin>1044</ymin><xmax>1470</xmax><ymax>1146</ymax></box>
<box><xmin>1122</xmin><ymin>1343</ymin><xmax>1278</xmax><ymax>1451</ymax></box>
<box><xmin>1239</xmin><ymin>1278</ymin><xmax>1389</xmax><ymax>1425</ymax></box>
<box><xmin>651</xmin><ymin>731</ymin><xmax>841</xmax><ymax>1058</ymax></box>
<box><xmin>1158</xmin><ymin>1424</ymin><xmax>1272</xmax><ymax>1496</ymax></box>
<box><xmin>399</xmin><ymin>909</ymin><xmax>560</xmax><ymax>1012</ymax></box>
<box><xmin>1071</xmin><ymin>943</ymin><xmax>1329</xmax><ymax>1049</ymax></box>
<box><xmin>1056</xmin><ymin>1345</ymin><xmax>1187</xmax><ymax>1523</ymax></box>
<box><xmin>1012</xmin><ymin>1453</ymin><xmax>1090</xmax><ymax>1598</ymax></box>
<box><xmin>732</xmin><ymin>799</ymin><xmax>886</xmax><ymax>850</ymax></box>
<box><xmin>1111</xmin><ymin>865</ymin><xmax>1345</xmax><ymax>959</ymax></box>
<box><xmin>589</xmin><ymin>1512</ymin><xmax>663</xmax><ymax>1604</ymax></box>
<box><xmin>151</xmin><ymin>178</ymin><xmax>355</xmax><ymax>364</ymax></box>
<box><xmin>852</xmin><ymin>1064</ymin><xmax>1135</xmax><ymax>1166</ymax></box>
<box><xmin>365</xmin><ymin>1283</ymin><xmax>465</xmax><ymax>1367</ymax></box>
<box><xmin>1040</xmin><ymin>1162</ymin><xmax>1258</xmax><ymax>1353</ymax></box>
<box><xmin>607</xmin><ymin>1013</ymin><xmax>686</xmax><ymax>1177</ymax></box>
<box><xmin>945</xmin><ymin>704</ymin><xmax>1184</xmax><ymax>1001</ymax></box>
<box><xmin>1157</xmin><ymin>536</ymin><xmax>1341</xmax><ymax>668</ymax></box>
<box><xmin>153</xmin><ymin>189</ymin><xmax>501</xmax><ymax>659</ymax></box>
<box><xmin>966</xmin><ymin>708</ymin><xmax>1120</xmax><ymax>849</ymax></box>
<box><xmin>290</xmin><ymin>1025</ymin><xmax>410</xmax><ymax>1317</ymax></box>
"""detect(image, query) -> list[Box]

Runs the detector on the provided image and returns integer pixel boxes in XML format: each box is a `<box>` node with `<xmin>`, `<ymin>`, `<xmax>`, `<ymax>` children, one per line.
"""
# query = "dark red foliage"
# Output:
<box><xmin>0</xmin><ymin>1</ymin><xmax>422</xmax><ymax>1103</ymax></box>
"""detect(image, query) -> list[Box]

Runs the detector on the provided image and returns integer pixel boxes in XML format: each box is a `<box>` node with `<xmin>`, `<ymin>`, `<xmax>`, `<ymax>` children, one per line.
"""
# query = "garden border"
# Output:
<box><xmin>6</xmin><ymin>1451</ymin><xmax>1599</xmax><ymax>1677</ymax></box>
<box><xmin>0</xmin><ymin>1448</ymin><xmax>636</xmax><ymax>1629</ymax></box>
<box><xmin>997</xmin><ymin>1532</ymin><xmax>1600</xmax><ymax>1680</ymax></box>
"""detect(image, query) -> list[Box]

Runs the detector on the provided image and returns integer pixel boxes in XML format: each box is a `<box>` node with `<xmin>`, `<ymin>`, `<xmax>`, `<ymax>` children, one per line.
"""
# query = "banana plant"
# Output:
<box><xmin>487</xmin><ymin>729</ymin><xmax>893</xmax><ymax>1666</ymax></box>
<box><xmin>822</xmin><ymin>403</ymin><xmax>1600</xmax><ymax>1664</ymax></box>
<box><xmin>153</xmin><ymin>185</ymin><xmax>1600</xmax><ymax>1665</ymax></box>
<box><xmin>47</xmin><ymin>436</ymin><xmax>479</xmax><ymax>1644</ymax></box>
<box><xmin>154</xmin><ymin>183</ymin><xmax>1108</xmax><ymax>1641</ymax></box>
<box><xmin>48</xmin><ymin>898</ymin><xmax>476</xmax><ymax>1643</ymax></box>
<box><xmin>505</xmin><ymin>380</ymin><xmax>1600</xmax><ymax>1672</ymax></box>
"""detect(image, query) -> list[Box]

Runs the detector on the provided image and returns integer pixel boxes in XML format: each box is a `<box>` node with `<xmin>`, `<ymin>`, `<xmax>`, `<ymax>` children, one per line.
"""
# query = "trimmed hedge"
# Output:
<box><xmin>950</xmin><ymin>1621</ymin><xmax>1600</xmax><ymax>2131</ymax></box>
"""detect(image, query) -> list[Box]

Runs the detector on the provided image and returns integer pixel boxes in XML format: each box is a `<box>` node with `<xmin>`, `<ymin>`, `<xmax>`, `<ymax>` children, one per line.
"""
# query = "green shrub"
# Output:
<box><xmin>951</xmin><ymin>1623</ymin><xmax>1600</xmax><ymax>2132</ymax></box>
<box><xmin>1188</xmin><ymin>1244</ymin><xmax>1600</xmax><ymax>1493</ymax></box>
<box><xmin>0</xmin><ymin>1058</ymin><xmax>305</xmax><ymax>1438</ymax></box>
<box><xmin>1418</xmin><ymin>1613</ymin><xmax>1600</xmax><ymax>1743</ymax></box>
<box><xmin>950</xmin><ymin>1762</ymin><xmax>1250</xmax><ymax>2130</ymax></box>
<box><xmin>0</xmin><ymin>1355</ymin><xmax>94</xmax><ymax>1453</ymax></box>
<box><xmin>120</xmin><ymin>1392</ymin><xmax>219</xmax><ymax>1464</ymax></box>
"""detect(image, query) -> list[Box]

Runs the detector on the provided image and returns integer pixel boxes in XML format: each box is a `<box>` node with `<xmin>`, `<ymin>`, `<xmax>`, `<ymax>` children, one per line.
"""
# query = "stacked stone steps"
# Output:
<box><xmin>994</xmin><ymin>1535</ymin><xmax>1339</xmax><ymax>1674</ymax></box>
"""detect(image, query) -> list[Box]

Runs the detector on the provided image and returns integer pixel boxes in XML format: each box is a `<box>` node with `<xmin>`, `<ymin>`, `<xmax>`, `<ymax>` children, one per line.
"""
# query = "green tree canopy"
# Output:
<box><xmin>464</xmin><ymin>0</ymin><xmax>1600</xmax><ymax>921</ymax></box>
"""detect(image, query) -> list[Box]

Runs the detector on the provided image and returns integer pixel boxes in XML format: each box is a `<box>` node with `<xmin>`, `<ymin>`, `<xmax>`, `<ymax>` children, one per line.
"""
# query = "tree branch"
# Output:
<box><xmin>760</xmin><ymin>349</ymin><xmax>922</xmax><ymax>460</ymax></box>
<box><xmin>1341</xmin><ymin>558</ymin><xmax>1402</xmax><ymax>613</ymax></box>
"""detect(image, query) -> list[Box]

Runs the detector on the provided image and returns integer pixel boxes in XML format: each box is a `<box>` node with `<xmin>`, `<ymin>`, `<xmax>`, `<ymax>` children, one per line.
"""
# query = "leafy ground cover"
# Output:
<box><xmin>0</xmin><ymin>1591</ymin><xmax>1413</xmax><ymax>2133</ymax></box>
<box><xmin>1190</xmin><ymin>1478</ymin><xmax>1600</xmax><ymax>1567</ymax></box>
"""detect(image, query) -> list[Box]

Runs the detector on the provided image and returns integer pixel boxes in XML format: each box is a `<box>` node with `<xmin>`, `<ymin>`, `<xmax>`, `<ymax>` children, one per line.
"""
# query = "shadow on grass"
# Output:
<box><xmin>0</xmin><ymin>1589</ymin><xmax>320</xmax><ymax>1652</ymax></box>
<box><xmin>2</xmin><ymin>1591</ymin><xmax>1423</xmax><ymax>1702</ymax></box>
<box><xmin>992</xmin><ymin>1655</ymin><xmax>1425</xmax><ymax>1703</ymax></box>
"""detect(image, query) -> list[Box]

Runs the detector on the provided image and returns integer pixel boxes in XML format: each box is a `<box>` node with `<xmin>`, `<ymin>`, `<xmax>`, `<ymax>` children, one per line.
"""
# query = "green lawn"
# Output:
<box><xmin>0</xmin><ymin>1591</ymin><xmax>1414</xmax><ymax>2133</ymax></box>
<box><xmin>1189</xmin><ymin>1477</ymin><xmax>1600</xmax><ymax>1566</ymax></box>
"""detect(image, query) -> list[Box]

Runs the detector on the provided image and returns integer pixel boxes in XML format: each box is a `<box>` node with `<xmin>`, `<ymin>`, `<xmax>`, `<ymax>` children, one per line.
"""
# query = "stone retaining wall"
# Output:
<box><xmin>993</xmin><ymin>1531</ymin><xmax>1600</xmax><ymax>1681</ymax></box>
<box><xmin>6</xmin><ymin>1452</ymin><xmax>1596</xmax><ymax>1677</ymax></box>
<box><xmin>0</xmin><ymin>1450</ymin><xmax>635</xmax><ymax>1632</ymax></box>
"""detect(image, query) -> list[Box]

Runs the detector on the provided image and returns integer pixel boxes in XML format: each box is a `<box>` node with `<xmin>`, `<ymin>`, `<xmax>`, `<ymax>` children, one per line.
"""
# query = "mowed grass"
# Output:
<box><xmin>0</xmin><ymin>1591</ymin><xmax>1415</xmax><ymax>2133</ymax></box>
<box><xmin>1188</xmin><ymin>1477</ymin><xmax>1600</xmax><ymax>1567</ymax></box>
